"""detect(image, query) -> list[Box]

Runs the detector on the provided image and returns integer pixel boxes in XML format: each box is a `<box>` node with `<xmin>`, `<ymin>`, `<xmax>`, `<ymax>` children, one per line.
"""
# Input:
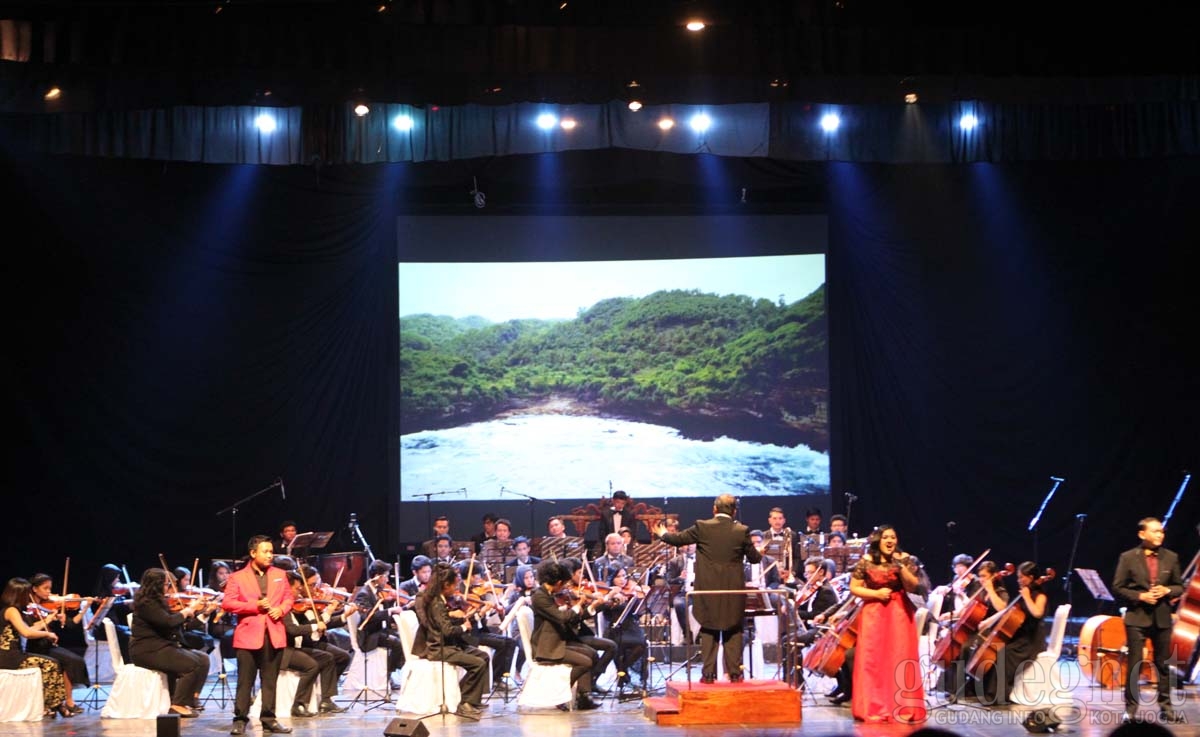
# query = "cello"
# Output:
<box><xmin>1169</xmin><ymin>545</ymin><xmax>1200</xmax><ymax>668</ymax></box>
<box><xmin>802</xmin><ymin>597</ymin><xmax>862</xmax><ymax>677</ymax></box>
<box><xmin>966</xmin><ymin>567</ymin><xmax>1055</xmax><ymax>681</ymax></box>
<box><xmin>931</xmin><ymin>562</ymin><xmax>1014</xmax><ymax>667</ymax></box>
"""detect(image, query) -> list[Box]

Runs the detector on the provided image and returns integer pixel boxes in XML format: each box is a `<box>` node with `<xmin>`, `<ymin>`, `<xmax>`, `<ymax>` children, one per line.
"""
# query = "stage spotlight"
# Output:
<box><xmin>905</xmin><ymin>93</ymin><xmax>918</xmax><ymax>104</ymax></box>
<box><xmin>536</xmin><ymin>113</ymin><xmax>558</xmax><ymax>130</ymax></box>
<box><xmin>959</xmin><ymin>113</ymin><xmax>979</xmax><ymax>131</ymax></box>
<box><xmin>393</xmin><ymin>114</ymin><xmax>414</xmax><ymax>132</ymax></box>
<box><xmin>354</xmin><ymin>104</ymin><xmax>370</xmax><ymax>117</ymax></box>
<box><xmin>820</xmin><ymin>113</ymin><xmax>840</xmax><ymax>132</ymax></box>
<box><xmin>658</xmin><ymin>118</ymin><xmax>675</xmax><ymax>131</ymax></box>
<box><xmin>560</xmin><ymin>118</ymin><xmax>577</xmax><ymax>130</ymax></box>
<box><xmin>686</xmin><ymin>20</ymin><xmax>706</xmax><ymax>31</ymax></box>
<box><xmin>44</xmin><ymin>87</ymin><xmax>62</xmax><ymax>101</ymax></box>
<box><xmin>689</xmin><ymin>113</ymin><xmax>712</xmax><ymax>133</ymax></box>
<box><xmin>628</xmin><ymin>100</ymin><xmax>643</xmax><ymax>112</ymax></box>
<box><xmin>254</xmin><ymin>113</ymin><xmax>277</xmax><ymax>134</ymax></box>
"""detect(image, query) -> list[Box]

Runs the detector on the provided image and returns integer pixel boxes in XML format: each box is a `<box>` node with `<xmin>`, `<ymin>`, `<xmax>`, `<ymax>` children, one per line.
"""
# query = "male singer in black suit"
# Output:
<box><xmin>654</xmin><ymin>494</ymin><xmax>761</xmax><ymax>683</ymax></box>
<box><xmin>1112</xmin><ymin>517</ymin><xmax>1184</xmax><ymax>723</ymax></box>
<box><xmin>598</xmin><ymin>490</ymin><xmax>636</xmax><ymax>543</ymax></box>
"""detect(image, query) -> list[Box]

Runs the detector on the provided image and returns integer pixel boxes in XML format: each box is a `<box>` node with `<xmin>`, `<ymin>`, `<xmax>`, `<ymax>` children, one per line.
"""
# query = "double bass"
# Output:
<box><xmin>966</xmin><ymin>568</ymin><xmax>1055</xmax><ymax>681</ymax></box>
<box><xmin>1169</xmin><ymin>546</ymin><xmax>1200</xmax><ymax>669</ymax></box>
<box><xmin>1076</xmin><ymin>615</ymin><xmax>1156</xmax><ymax>688</ymax></box>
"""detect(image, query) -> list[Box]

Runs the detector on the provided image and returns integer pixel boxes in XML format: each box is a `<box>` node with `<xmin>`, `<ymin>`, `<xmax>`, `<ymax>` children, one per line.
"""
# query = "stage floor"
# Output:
<box><xmin>18</xmin><ymin>660</ymin><xmax>1200</xmax><ymax>737</ymax></box>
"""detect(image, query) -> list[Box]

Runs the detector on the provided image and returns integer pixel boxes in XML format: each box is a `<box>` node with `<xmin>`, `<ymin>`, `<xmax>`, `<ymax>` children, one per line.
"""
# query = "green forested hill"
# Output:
<box><xmin>400</xmin><ymin>287</ymin><xmax>828</xmax><ymax>449</ymax></box>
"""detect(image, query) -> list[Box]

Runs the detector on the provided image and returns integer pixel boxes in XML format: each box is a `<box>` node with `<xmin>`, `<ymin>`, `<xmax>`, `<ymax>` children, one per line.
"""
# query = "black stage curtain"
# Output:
<box><xmin>3</xmin><ymin>147</ymin><xmax>1197</xmax><ymax>604</ymax></box>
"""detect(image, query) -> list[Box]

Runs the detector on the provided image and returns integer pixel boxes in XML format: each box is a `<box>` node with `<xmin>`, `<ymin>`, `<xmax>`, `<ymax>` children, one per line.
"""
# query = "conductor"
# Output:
<box><xmin>653</xmin><ymin>493</ymin><xmax>761</xmax><ymax>683</ymax></box>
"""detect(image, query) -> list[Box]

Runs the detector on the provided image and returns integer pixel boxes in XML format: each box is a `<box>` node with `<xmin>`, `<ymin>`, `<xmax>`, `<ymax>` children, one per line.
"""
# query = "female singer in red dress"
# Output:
<box><xmin>848</xmin><ymin>525</ymin><xmax>926</xmax><ymax>723</ymax></box>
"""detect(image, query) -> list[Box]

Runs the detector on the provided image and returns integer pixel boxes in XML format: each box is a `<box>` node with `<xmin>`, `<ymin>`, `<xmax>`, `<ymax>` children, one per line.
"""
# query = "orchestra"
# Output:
<box><xmin>4</xmin><ymin>501</ymin><xmax>1197</xmax><ymax>730</ymax></box>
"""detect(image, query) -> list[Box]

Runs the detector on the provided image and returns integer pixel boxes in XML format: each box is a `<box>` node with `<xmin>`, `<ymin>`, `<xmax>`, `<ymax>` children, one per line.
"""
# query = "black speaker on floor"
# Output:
<box><xmin>1022</xmin><ymin>708</ymin><xmax>1062</xmax><ymax>733</ymax></box>
<box><xmin>383</xmin><ymin>718</ymin><xmax>430</xmax><ymax>737</ymax></box>
<box><xmin>156</xmin><ymin>714</ymin><xmax>181</xmax><ymax>737</ymax></box>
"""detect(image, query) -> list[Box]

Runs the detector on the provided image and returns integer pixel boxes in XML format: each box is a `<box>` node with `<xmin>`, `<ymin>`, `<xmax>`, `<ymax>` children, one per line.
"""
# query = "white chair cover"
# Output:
<box><xmin>1010</xmin><ymin>604</ymin><xmax>1073</xmax><ymax>707</ymax></box>
<box><xmin>0</xmin><ymin>668</ymin><xmax>44</xmax><ymax>722</ymax></box>
<box><xmin>250</xmin><ymin>669</ymin><xmax>320</xmax><ymax>718</ymax></box>
<box><xmin>515</xmin><ymin>607</ymin><xmax>574</xmax><ymax>710</ymax></box>
<box><xmin>340</xmin><ymin>611</ymin><xmax>389</xmax><ymax>699</ymax></box>
<box><xmin>100</xmin><ymin>618</ymin><xmax>172</xmax><ymax>719</ymax></box>
<box><xmin>392</xmin><ymin>611</ymin><xmax>462</xmax><ymax>714</ymax></box>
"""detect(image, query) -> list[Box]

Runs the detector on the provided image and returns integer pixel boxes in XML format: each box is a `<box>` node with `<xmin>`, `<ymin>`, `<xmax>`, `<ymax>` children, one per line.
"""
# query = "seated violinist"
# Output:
<box><xmin>352</xmin><ymin>560</ymin><xmax>405</xmax><ymax>686</ymax></box>
<box><xmin>26</xmin><ymin>573</ymin><xmax>90</xmax><ymax>715</ymax></box>
<box><xmin>398</xmin><ymin>555</ymin><xmax>433</xmax><ymax>600</ymax></box>
<box><xmin>207</xmin><ymin>560</ymin><xmax>236</xmax><ymax>662</ymax></box>
<box><xmin>529</xmin><ymin>561</ymin><xmax>601</xmax><ymax>711</ymax></box>
<box><xmin>282</xmin><ymin>567</ymin><xmax>353</xmax><ymax>716</ymax></box>
<box><xmin>173</xmin><ymin>566</ymin><xmax>217</xmax><ymax>655</ymax></box>
<box><xmin>129</xmin><ymin>568</ymin><xmax>211</xmax><ymax>718</ymax></box>
<box><xmin>793</xmin><ymin>557</ymin><xmax>841</xmax><ymax>639</ymax></box>
<box><xmin>1</xmin><ymin>577</ymin><xmax>70</xmax><ymax>718</ymax></box>
<box><xmin>560</xmin><ymin>558</ymin><xmax>617</xmax><ymax>695</ymax></box>
<box><xmin>412</xmin><ymin>564</ymin><xmax>490</xmax><ymax>720</ymax></box>
<box><xmin>452</xmin><ymin>561</ymin><xmax>518</xmax><ymax>689</ymax></box>
<box><xmin>92</xmin><ymin>563</ymin><xmax>133</xmax><ymax>662</ymax></box>
<box><xmin>594</xmin><ymin>564</ymin><xmax>649</xmax><ymax>689</ymax></box>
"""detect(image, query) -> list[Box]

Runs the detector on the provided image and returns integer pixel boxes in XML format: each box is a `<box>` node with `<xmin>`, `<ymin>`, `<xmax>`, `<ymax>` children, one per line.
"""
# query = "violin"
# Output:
<box><xmin>112</xmin><ymin>582</ymin><xmax>140</xmax><ymax>596</ymax></box>
<box><xmin>293</xmin><ymin>598</ymin><xmax>339</xmax><ymax>614</ymax></box>
<box><xmin>38</xmin><ymin>595</ymin><xmax>89</xmax><ymax>612</ymax></box>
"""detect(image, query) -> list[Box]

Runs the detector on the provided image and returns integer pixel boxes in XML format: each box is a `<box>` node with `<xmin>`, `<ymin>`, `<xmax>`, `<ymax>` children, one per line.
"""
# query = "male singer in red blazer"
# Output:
<box><xmin>222</xmin><ymin>535</ymin><xmax>295</xmax><ymax>735</ymax></box>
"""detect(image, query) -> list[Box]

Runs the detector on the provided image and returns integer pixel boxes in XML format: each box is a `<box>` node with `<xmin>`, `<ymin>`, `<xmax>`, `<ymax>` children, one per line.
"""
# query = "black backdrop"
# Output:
<box><xmin>3</xmin><ymin>147</ymin><xmax>1197</xmax><ymax>613</ymax></box>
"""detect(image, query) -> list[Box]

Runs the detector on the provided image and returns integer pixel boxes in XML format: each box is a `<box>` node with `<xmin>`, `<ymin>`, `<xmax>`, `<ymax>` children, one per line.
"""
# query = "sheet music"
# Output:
<box><xmin>1074</xmin><ymin>568</ymin><xmax>1115</xmax><ymax>601</ymax></box>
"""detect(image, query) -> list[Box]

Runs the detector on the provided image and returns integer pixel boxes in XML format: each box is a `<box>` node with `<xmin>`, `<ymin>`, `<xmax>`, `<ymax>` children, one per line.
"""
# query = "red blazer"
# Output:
<box><xmin>221</xmin><ymin>564</ymin><xmax>293</xmax><ymax>650</ymax></box>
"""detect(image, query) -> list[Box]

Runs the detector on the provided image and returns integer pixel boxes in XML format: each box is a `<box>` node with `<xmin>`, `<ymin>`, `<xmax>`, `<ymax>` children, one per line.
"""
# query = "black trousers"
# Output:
<box><xmin>427</xmin><ymin>646</ymin><xmax>489</xmax><ymax>707</ymax></box>
<box><xmin>1125</xmin><ymin>622</ymin><xmax>1175</xmax><ymax>709</ymax></box>
<box><xmin>699</xmin><ymin>623</ymin><xmax>744</xmax><ymax>679</ymax></box>
<box><xmin>36</xmin><ymin>645</ymin><xmax>90</xmax><ymax>688</ymax></box>
<box><xmin>234</xmin><ymin>638</ymin><xmax>282</xmax><ymax>722</ymax></box>
<box><xmin>311</xmin><ymin>641</ymin><xmax>351</xmax><ymax>685</ymax></box>
<box><xmin>540</xmin><ymin>642</ymin><xmax>596</xmax><ymax>694</ymax></box>
<box><xmin>132</xmin><ymin>646</ymin><xmax>209</xmax><ymax>707</ymax></box>
<box><xmin>471</xmin><ymin>630</ymin><xmax>517</xmax><ymax>685</ymax></box>
<box><xmin>283</xmin><ymin>648</ymin><xmax>322</xmax><ymax>708</ymax></box>
<box><xmin>578</xmin><ymin>635</ymin><xmax>616</xmax><ymax>681</ymax></box>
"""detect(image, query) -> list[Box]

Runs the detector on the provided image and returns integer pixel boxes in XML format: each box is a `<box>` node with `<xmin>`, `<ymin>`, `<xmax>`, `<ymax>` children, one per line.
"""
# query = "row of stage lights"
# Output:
<box><xmin>251</xmin><ymin>110</ymin><xmax>982</xmax><ymax>135</ymax></box>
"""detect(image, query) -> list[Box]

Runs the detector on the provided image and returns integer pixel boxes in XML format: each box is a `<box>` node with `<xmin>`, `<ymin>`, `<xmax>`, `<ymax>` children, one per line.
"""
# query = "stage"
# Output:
<box><xmin>18</xmin><ymin>660</ymin><xmax>1200</xmax><ymax>737</ymax></box>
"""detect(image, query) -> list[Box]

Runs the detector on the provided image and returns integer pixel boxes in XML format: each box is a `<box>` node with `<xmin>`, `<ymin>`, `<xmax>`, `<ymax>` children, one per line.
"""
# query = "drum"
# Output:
<box><xmin>319</xmin><ymin>552</ymin><xmax>367</xmax><ymax>589</ymax></box>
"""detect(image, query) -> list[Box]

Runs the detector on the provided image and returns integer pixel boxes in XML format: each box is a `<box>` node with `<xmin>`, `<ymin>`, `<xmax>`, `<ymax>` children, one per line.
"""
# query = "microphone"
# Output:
<box><xmin>1050</xmin><ymin>476</ymin><xmax>1065</xmax><ymax>482</ymax></box>
<box><xmin>844</xmin><ymin>493</ymin><xmax>858</xmax><ymax>502</ymax></box>
<box><xmin>279</xmin><ymin>478</ymin><xmax>286</xmax><ymax>500</ymax></box>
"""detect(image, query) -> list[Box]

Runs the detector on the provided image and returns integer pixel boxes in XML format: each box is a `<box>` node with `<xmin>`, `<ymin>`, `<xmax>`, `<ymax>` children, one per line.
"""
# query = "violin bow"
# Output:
<box><xmin>62</xmin><ymin>557</ymin><xmax>70</xmax><ymax>597</ymax></box>
<box><xmin>158</xmin><ymin>554</ymin><xmax>179</xmax><ymax>594</ymax></box>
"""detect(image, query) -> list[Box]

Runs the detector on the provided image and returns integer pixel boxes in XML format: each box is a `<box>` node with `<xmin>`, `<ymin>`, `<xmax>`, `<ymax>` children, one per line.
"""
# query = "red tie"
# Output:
<box><xmin>1146</xmin><ymin>552</ymin><xmax>1159</xmax><ymax>585</ymax></box>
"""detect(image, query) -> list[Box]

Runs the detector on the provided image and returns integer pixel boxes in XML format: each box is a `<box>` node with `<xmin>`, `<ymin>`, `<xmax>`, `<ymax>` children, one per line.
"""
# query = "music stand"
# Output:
<box><xmin>535</xmin><ymin>535</ymin><xmax>584</xmax><ymax>562</ymax></box>
<box><xmin>287</xmin><ymin>531</ymin><xmax>334</xmax><ymax>559</ymax></box>
<box><xmin>479</xmin><ymin>540</ymin><xmax>512</xmax><ymax>581</ymax></box>
<box><xmin>1074</xmin><ymin>568</ymin><xmax>1115</xmax><ymax>602</ymax></box>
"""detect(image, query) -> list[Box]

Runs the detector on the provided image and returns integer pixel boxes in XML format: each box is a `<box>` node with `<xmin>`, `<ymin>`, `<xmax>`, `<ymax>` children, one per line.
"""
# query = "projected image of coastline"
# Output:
<box><xmin>400</xmin><ymin>255</ymin><xmax>829</xmax><ymax>501</ymax></box>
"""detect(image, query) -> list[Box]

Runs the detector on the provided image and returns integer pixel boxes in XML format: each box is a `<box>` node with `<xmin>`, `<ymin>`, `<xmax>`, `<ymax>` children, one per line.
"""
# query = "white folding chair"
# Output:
<box><xmin>0</xmin><ymin>668</ymin><xmax>44</xmax><ymax>722</ymax></box>
<box><xmin>340</xmin><ymin>612</ymin><xmax>390</xmax><ymax>704</ymax></box>
<box><xmin>392</xmin><ymin>611</ymin><xmax>462</xmax><ymax>714</ymax></box>
<box><xmin>515</xmin><ymin>607</ymin><xmax>575</xmax><ymax>710</ymax></box>
<box><xmin>250</xmin><ymin>669</ymin><xmax>320</xmax><ymax>719</ymax></box>
<box><xmin>100</xmin><ymin>618</ymin><xmax>171</xmax><ymax>719</ymax></box>
<box><xmin>1010</xmin><ymin>604</ymin><xmax>1073</xmax><ymax>706</ymax></box>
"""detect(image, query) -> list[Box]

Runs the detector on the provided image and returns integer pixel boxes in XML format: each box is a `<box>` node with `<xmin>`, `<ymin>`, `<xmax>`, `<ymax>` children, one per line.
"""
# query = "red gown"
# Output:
<box><xmin>850</xmin><ymin>559</ymin><xmax>927</xmax><ymax>723</ymax></box>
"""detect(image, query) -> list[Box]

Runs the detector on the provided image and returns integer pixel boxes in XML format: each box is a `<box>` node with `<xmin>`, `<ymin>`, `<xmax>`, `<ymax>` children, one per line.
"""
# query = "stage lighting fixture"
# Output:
<box><xmin>354</xmin><ymin>104</ymin><xmax>370</xmax><ymax>117</ymax></box>
<box><xmin>254</xmin><ymin>113</ymin><xmax>277</xmax><ymax>134</ymax></box>
<box><xmin>686</xmin><ymin>20</ymin><xmax>706</xmax><ymax>31</ymax></box>
<box><xmin>628</xmin><ymin>100</ymin><xmax>643</xmax><ymax>112</ymax></box>
<box><xmin>820</xmin><ymin>113</ymin><xmax>840</xmax><ymax>132</ymax></box>
<box><xmin>393</xmin><ymin>114</ymin><xmax>414</xmax><ymax>132</ymax></box>
<box><xmin>905</xmin><ymin>93</ymin><xmax>918</xmax><ymax>104</ymax></box>
<box><xmin>560</xmin><ymin>118</ymin><xmax>577</xmax><ymax>130</ymax></box>
<box><xmin>959</xmin><ymin>113</ymin><xmax>979</xmax><ymax>131</ymax></box>
<box><xmin>44</xmin><ymin>87</ymin><xmax>62</xmax><ymax>101</ymax></box>
<box><xmin>536</xmin><ymin>113</ymin><xmax>558</xmax><ymax>130</ymax></box>
<box><xmin>658</xmin><ymin>118</ymin><xmax>675</xmax><ymax>131</ymax></box>
<box><xmin>689</xmin><ymin>113</ymin><xmax>712</xmax><ymax>133</ymax></box>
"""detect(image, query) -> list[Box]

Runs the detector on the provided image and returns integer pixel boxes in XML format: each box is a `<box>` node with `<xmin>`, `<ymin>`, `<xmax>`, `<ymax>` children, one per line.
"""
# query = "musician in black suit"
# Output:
<box><xmin>412</xmin><ymin>565</ymin><xmax>489</xmax><ymax>720</ymax></box>
<box><xmin>352</xmin><ymin>560</ymin><xmax>405</xmax><ymax>683</ymax></box>
<box><xmin>128</xmin><ymin>569</ymin><xmax>210</xmax><ymax>718</ymax></box>
<box><xmin>1112</xmin><ymin>517</ymin><xmax>1185</xmax><ymax>723</ymax></box>
<box><xmin>598</xmin><ymin>490</ymin><xmax>639</xmax><ymax>545</ymax></box>
<box><xmin>654</xmin><ymin>494</ymin><xmax>762</xmax><ymax>683</ymax></box>
<box><xmin>593</xmin><ymin>533</ymin><xmax>635</xmax><ymax>579</ymax></box>
<box><xmin>420</xmin><ymin>517</ymin><xmax>451</xmax><ymax>557</ymax></box>
<box><xmin>503</xmin><ymin>537</ymin><xmax>541</xmax><ymax>577</ymax></box>
<box><xmin>529</xmin><ymin>561</ymin><xmax>600</xmax><ymax>710</ymax></box>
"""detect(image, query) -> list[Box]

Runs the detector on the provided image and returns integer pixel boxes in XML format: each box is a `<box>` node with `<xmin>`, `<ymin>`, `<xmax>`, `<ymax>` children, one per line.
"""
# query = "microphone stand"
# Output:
<box><xmin>347</xmin><ymin>515</ymin><xmax>377</xmax><ymax>565</ymax></box>
<box><xmin>1063</xmin><ymin>514</ymin><xmax>1087</xmax><ymax>608</ymax></box>
<box><xmin>843</xmin><ymin>493</ymin><xmax>858</xmax><ymax>537</ymax></box>
<box><xmin>215</xmin><ymin>479</ymin><xmax>284</xmax><ymax>560</ymax></box>
<box><xmin>411</xmin><ymin>490</ymin><xmax>466</xmax><ymax>542</ymax></box>
<box><xmin>1027</xmin><ymin>476</ymin><xmax>1064</xmax><ymax>563</ymax></box>
<box><xmin>497</xmin><ymin>486</ymin><xmax>555</xmax><ymax>537</ymax></box>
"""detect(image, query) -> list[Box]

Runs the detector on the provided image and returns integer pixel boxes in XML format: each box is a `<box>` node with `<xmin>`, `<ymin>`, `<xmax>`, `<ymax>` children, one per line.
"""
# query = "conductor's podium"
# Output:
<box><xmin>644</xmin><ymin>678</ymin><xmax>801</xmax><ymax>726</ymax></box>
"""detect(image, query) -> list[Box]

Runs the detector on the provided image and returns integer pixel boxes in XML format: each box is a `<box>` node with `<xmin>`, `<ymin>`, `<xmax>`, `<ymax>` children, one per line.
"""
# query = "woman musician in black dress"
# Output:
<box><xmin>1</xmin><ymin>577</ymin><xmax>69</xmax><ymax>718</ymax></box>
<box><xmin>129</xmin><ymin>568</ymin><xmax>210</xmax><ymax>718</ymax></box>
